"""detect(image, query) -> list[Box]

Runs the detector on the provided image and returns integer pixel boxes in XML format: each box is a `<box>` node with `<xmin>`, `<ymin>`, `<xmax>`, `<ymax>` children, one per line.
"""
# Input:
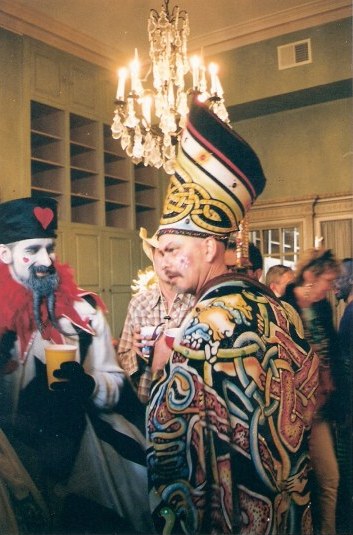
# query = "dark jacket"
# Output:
<box><xmin>282</xmin><ymin>283</ymin><xmax>345</xmax><ymax>421</ymax></box>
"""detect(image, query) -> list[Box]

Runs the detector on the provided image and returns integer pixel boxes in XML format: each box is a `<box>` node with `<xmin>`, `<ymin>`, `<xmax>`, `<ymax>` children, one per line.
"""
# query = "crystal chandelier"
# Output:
<box><xmin>111</xmin><ymin>0</ymin><xmax>229</xmax><ymax>174</ymax></box>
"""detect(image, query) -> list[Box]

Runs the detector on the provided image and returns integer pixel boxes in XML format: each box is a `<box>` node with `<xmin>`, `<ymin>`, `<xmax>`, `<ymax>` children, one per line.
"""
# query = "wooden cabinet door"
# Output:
<box><xmin>101</xmin><ymin>230</ymin><xmax>140</xmax><ymax>338</ymax></box>
<box><xmin>29</xmin><ymin>41</ymin><xmax>67</xmax><ymax>106</ymax></box>
<box><xmin>68</xmin><ymin>58</ymin><xmax>98</xmax><ymax>117</ymax></box>
<box><xmin>61</xmin><ymin>225</ymin><xmax>102</xmax><ymax>296</ymax></box>
<box><xmin>28</xmin><ymin>39</ymin><xmax>99</xmax><ymax>117</ymax></box>
<box><xmin>60</xmin><ymin>224</ymin><xmax>142</xmax><ymax>338</ymax></box>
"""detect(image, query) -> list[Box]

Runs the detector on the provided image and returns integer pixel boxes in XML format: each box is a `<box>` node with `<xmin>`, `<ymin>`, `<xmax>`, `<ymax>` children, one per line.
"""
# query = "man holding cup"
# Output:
<box><xmin>0</xmin><ymin>197</ymin><xmax>153</xmax><ymax>533</ymax></box>
<box><xmin>117</xmin><ymin>227</ymin><xmax>194</xmax><ymax>403</ymax></box>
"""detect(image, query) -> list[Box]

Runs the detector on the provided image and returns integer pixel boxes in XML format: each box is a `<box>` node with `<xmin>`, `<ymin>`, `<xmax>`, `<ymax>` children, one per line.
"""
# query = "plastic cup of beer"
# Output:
<box><xmin>164</xmin><ymin>328</ymin><xmax>180</xmax><ymax>349</ymax></box>
<box><xmin>45</xmin><ymin>344</ymin><xmax>77</xmax><ymax>390</ymax></box>
<box><xmin>140</xmin><ymin>325</ymin><xmax>157</xmax><ymax>358</ymax></box>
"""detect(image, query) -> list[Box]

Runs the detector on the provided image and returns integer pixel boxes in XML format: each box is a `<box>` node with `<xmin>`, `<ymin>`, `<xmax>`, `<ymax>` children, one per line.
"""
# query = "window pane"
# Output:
<box><xmin>262</xmin><ymin>229</ymin><xmax>280</xmax><ymax>257</ymax></box>
<box><xmin>250</xmin><ymin>226</ymin><xmax>300</xmax><ymax>274</ymax></box>
<box><xmin>249</xmin><ymin>230</ymin><xmax>261</xmax><ymax>248</ymax></box>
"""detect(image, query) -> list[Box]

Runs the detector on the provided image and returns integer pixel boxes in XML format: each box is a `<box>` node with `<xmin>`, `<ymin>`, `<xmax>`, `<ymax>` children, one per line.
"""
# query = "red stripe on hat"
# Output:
<box><xmin>187</xmin><ymin>120</ymin><xmax>256</xmax><ymax>199</ymax></box>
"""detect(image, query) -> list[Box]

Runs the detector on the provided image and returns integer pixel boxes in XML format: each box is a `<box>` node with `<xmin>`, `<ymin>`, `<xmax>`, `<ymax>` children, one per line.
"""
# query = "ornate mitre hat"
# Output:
<box><xmin>0</xmin><ymin>197</ymin><xmax>58</xmax><ymax>244</ymax></box>
<box><xmin>157</xmin><ymin>98</ymin><xmax>266</xmax><ymax>240</ymax></box>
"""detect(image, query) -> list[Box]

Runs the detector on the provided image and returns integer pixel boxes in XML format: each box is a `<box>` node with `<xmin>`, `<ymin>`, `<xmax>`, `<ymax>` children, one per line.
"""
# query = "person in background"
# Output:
<box><xmin>247</xmin><ymin>242</ymin><xmax>263</xmax><ymax>280</ymax></box>
<box><xmin>265</xmin><ymin>264</ymin><xmax>295</xmax><ymax>297</ymax></box>
<box><xmin>281</xmin><ymin>248</ymin><xmax>341</xmax><ymax>535</ymax></box>
<box><xmin>0</xmin><ymin>197</ymin><xmax>152</xmax><ymax>534</ymax></box>
<box><xmin>146</xmin><ymin>98</ymin><xmax>319</xmax><ymax>535</ymax></box>
<box><xmin>334</xmin><ymin>258</ymin><xmax>353</xmax><ymax>535</ymax></box>
<box><xmin>117</xmin><ymin>227</ymin><xmax>194</xmax><ymax>404</ymax></box>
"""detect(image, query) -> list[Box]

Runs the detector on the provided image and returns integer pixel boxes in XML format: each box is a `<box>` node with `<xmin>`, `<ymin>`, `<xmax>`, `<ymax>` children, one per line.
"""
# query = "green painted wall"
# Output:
<box><xmin>0</xmin><ymin>29</ymin><xmax>25</xmax><ymax>201</ymax></box>
<box><xmin>212</xmin><ymin>18</ymin><xmax>352</xmax><ymax>105</ymax></box>
<box><xmin>235</xmin><ymin>98</ymin><xmax>352</xmax><ymax>201</ymax></box>
<box><xmin>213</xmin><ymin>17</ymin><xmax>353</xmax><ymax>202</ymax></box>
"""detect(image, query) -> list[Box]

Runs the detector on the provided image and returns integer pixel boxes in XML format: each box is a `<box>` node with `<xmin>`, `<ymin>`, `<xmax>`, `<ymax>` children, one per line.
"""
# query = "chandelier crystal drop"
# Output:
<box><xmin>111</xmin><ymin>0</ymin><xmax>229</xmax><ymax>174</ymax></box>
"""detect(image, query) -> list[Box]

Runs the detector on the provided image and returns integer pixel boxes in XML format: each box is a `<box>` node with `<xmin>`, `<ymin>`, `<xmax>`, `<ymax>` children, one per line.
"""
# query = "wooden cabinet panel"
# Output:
<box><xmin>0</xmin><ymin>29</ymin><xmax>27</xmax><ymax>200</ymax></box>
<box><xmin>31</xmin><ymin>48</ymin><xmax>65</xmax><ymax>104</ymax></box>
<box><xmin>102</xmin><ymin>231</ymin><xmax>140</xmax><ymax>337</ymax></box>
<box><xmin>70</xmin><ymin>62</ymin><xmax>97</xmax><ymax>115</ymax></box>
<box><xmin>59</xmin><ymin>225</ymin><xmax>140</xmax><ymax>338</ymax></box>
<box><xmin>107</xmin><ymin>291</ymin><xmax>132</xmax><ymax>338</ymax></box>
<box><xmin>73</xmin><ymin>231</ymin><xmax>101</xmax><ymax>293</ymax></box>
<box><xmin>28</xmin><ymin>39</ymin><xmax>99</xmax><ymax>117</ymax></box>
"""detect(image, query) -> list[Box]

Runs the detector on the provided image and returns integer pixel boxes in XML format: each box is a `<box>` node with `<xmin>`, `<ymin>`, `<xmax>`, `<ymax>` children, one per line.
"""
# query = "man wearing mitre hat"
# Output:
<box><xmin>146</xmin><ymin>98</ymin><xmax>319</xmax><ymax>535</ymax></box>
<box><xmin>0</xmin><ymin>197</ymin><xmax>154</xmax><ymax>533</ymax></box>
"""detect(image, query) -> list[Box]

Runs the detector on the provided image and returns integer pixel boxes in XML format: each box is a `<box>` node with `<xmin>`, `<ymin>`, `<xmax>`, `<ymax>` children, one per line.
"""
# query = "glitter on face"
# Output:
<box><xmin>175</xmin><ymin>255</ymin><xmax>190</xmax><ymax>273</ymax></box>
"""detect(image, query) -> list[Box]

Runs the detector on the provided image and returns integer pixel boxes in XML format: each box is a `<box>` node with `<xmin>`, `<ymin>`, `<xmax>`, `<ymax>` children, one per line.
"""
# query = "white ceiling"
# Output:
<box><xmin>0</xmin><ymin>0</ymin><xmax>351</xmax><ymax>68</ymax></box>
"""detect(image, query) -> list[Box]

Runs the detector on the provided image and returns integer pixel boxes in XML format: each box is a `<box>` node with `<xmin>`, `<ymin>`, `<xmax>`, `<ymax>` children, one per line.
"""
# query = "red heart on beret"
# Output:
<box><xmin>33</xmin><ymin>207</ymin><xmax>54</xmax><ymax>229</ymax></box>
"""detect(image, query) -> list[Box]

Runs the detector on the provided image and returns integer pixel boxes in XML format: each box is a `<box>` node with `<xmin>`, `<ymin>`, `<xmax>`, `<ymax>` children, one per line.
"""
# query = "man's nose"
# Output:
<box><xmin>37</xmin><ymin>249</ymin><xmax>53</xmax><ymax>267</ymax></box>
<box><xmin>161</xmin><ymin>255</ymin><xmax>172</xmax><ymax>271</ymax></box>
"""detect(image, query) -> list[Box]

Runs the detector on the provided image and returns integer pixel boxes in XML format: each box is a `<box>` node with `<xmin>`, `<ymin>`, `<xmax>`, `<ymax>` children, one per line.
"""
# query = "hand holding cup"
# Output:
<box><xmin>45</xmin><ymin>344</ymin><xmax>77</xmax><ymax>390</ymax></box>
<box><xmin>164</xmin><ymin>328</ymin><xmax>180</xmax><ymax>350</ymax></box>
<box><xmin>136</xmin><ymin>324</ymin><xmax>164</xmax><ymax>362</ymax></box>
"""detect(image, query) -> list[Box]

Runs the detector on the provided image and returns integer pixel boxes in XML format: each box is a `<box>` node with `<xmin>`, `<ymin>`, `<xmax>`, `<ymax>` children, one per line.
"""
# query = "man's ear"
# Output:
<box><xmin>203</xmin><ymin>236</ymin><xmax>219</xmax><ymax>262</ymax></box>
<box><xmin>269</xmin><ymin>282</ymin><xmax>276</xmax><ymax>293</ymax></box>
<box><xmin>0</xmin><ymin>244</ymin><xmax>13</xmax><ymax>265</ymax></box>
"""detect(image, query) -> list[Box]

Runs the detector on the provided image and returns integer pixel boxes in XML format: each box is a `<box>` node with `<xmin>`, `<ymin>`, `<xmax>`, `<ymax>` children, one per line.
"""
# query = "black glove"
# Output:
<box><xmin>51</xmin><ymin>361</ymin><xmax>95</xmax><ymax>402</ymax></box>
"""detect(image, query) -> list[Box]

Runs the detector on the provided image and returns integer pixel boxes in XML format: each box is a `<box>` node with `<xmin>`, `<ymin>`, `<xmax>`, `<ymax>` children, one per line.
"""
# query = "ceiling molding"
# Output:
<box><xmin>189</xmin><ymin>0</ymin><xmax>352</xmax><ymax>55</ymax></box>
<box><xmin>0</xmin><ymin>0</ymin><xmax>121</xmax><ymax>70</ymax></box>
<box><xmin>0</xmin><ymin>0</ymin><xmax>351</xmax><ymax>70</ymax></box>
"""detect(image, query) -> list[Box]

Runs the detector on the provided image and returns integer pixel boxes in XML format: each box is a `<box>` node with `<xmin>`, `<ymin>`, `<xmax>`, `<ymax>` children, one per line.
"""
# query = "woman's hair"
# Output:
<box><xmin>294</xmin><ymin>248</ymin><xmax>340</xmax><ymax>285</ymax></box>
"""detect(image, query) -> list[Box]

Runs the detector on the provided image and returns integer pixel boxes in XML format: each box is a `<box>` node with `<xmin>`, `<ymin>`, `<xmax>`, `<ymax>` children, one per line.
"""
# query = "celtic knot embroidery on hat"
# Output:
<box><xmin>160</xmin><ymin>173</ymin><xmax>236</xmax><ymax>233</ymax></box>
<box><xmin>33</xmin><ymin>207</ymin><xmax>54</xmax><ymax>229</ymax></box>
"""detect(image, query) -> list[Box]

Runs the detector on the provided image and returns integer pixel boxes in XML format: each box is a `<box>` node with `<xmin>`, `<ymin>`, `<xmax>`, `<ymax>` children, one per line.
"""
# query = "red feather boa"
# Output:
<box><xmin>0</xmin><ymin>262</ymin><xmax>107</xmax><ymax>361</ymax></box>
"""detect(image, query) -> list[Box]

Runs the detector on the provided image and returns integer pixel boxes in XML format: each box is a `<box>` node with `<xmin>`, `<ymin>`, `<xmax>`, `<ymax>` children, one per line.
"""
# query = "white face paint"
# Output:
<box><xmin>9</xmin><ymin>238</ymin><xmax>56</xmax><ymax>284</ymax></box>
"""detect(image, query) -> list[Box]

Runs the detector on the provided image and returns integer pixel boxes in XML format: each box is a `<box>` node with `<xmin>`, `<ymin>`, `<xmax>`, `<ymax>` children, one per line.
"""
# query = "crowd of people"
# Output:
<box><xmin>0</xmin><ymin>97</ymin><xmax>351</xmax><ymax>535</ymax></box>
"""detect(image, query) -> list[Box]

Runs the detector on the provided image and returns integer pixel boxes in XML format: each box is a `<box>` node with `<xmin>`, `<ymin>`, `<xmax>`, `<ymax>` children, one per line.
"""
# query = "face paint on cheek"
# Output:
<box><xmin>22</xmin><ymin>257</ymin><xmax>30</xmax><ymax>264</ymax></box>
<box><xmin>176</xmin><ymin>255</ymin><xmax>190</xmax><ymax>273</ymax></box>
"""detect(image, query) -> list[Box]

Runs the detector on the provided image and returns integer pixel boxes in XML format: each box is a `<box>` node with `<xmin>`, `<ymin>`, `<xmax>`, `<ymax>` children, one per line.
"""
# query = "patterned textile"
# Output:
<box><xmin>147</xmin><ymin>274</ymin><xmax>319</xmax><ymax>535</ymax></box>
<box><xmin>117</xmin><ymin>287</ymin><xmax>194</xmax><ymax>403</ymax></box>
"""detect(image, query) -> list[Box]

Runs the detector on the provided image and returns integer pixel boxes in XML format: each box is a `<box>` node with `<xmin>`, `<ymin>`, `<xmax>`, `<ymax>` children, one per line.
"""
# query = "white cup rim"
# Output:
<box><xmin>45</xmin><ymin>344</ymin><xmax>77</xmax><ymax>351</ymax></box>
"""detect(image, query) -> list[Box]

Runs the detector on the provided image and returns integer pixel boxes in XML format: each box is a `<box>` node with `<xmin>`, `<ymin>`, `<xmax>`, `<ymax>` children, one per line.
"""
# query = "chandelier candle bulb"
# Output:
<box><xmin>209</xmin><ymin>63</ymin><xmax>218</xmax><ymax>95</ymax></box>
<box><xmin>190</xmin><ymin>55</ymin><xmax>200</xmax><ymax>90</ymax></box>
<box><xmin>216</xmin><ymin>76</ymin><xmax>224</xmax><ymax>98</ymax></box>
<box><xmin>116</xmin><ymin>67</ymin><xmax>127</xmax><ymax>101</ymax></box>
<box><xmin>199</xmin><ymin>64</ymin><xmax>207</xmax><ymax>94</ymax></box>
<box><xmin>130</xmin><ymin>49</ymin><xmax>140</xmax><ymax>94</ymax></box>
